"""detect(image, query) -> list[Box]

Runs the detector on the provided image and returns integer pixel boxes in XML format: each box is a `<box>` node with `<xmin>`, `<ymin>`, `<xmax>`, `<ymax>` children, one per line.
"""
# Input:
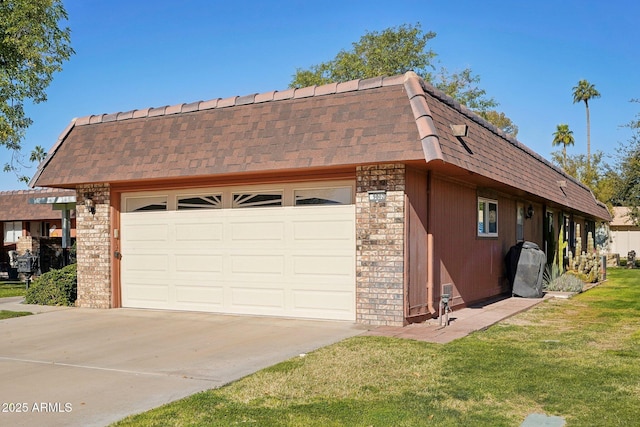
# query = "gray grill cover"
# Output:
<box><xmin>509</xmin><ymin>241</ymin><xmax>546</xmax><ymax>298</ymax></box>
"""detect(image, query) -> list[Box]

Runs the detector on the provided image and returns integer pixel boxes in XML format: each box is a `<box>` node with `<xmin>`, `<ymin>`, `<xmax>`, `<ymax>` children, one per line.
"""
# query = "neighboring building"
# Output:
<box><xmin>609</xmin><ymin>207</ymin><xmax>640</xmax><ymax>258</ymax></box>
<box><xmin>0</xmin><ymin>188</ymin><xmax>76</xmax><ymax>276</ymax></box>
<box><xmin>30</xmin><ymin>72</ymin><xmax>610</xmax><ymax>326</ymax></box>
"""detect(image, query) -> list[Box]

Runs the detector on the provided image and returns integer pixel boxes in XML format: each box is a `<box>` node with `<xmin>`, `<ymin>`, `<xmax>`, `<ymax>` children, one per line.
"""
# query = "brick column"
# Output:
<box><xmin>356</xmin><ymin>164</ymin><xmax>405</xmax><ymax>326</ymax></box>
<box><xmin>16</xmin><ymin>235</ymin><xmax>36</xmax><ymax>255</ymax></box>
<box><xmin>76</xmin><ymin>184</ymin><xmax>111</xmax><ymax>308</ymax></box>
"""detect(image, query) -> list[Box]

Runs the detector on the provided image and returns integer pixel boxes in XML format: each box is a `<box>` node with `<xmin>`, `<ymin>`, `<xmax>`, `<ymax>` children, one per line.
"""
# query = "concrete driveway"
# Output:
<box><xmin>0</xmin><ymin>297</ymin><xmax>363</xmax><ymax>427</ymax></box>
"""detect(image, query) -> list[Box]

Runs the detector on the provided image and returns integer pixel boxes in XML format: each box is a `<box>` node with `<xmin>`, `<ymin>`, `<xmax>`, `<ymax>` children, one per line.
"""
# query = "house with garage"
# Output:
<box><xmin>29</xmin><ymin>72</ymin><xmax>610</xmax><ymax>326</ymax></box>
<box><xmin>0</xmin><ymin>188</ymin><xmax>76</xmax><ymax>277</ymax></box>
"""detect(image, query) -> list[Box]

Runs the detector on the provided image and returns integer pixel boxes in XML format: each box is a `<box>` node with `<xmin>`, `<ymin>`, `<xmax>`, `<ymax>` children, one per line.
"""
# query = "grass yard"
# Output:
<box><xmin>113</xmin><ymin>268</ymin><xmax>640</xmax><ymax>427</ymax></box>
<box><xmin>0</xmin><ymin>281</ymin><xmax>27</xmax><ymax>298</ymax></box>
<box><xmin>0</xmin><ymin>310</ymin><xmax>31</xmax><ymax>319</ymax></box>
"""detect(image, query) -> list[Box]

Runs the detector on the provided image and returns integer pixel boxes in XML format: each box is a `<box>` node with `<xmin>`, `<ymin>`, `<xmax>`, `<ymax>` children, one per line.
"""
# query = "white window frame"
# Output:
<box><xmin>516</xmin><ymin>202</ymin><xmax>524</xmax><ymax>242</ymax></box>
<box><xmin>478</xmin><ymin>197</ymin><xmax>498</xmax><ymax>237</ymax></box>
<box><xmin>4</xmin><ymin>221</ymin><xmax>23</xmax><ymax>243</ymax></box>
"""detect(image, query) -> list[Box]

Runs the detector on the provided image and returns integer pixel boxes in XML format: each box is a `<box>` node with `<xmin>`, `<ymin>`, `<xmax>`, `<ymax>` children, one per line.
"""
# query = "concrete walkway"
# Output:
<box><xmin>366</xmin><ymin>295</ymin><xmax>552</xmax><ymax>344</ymax></box>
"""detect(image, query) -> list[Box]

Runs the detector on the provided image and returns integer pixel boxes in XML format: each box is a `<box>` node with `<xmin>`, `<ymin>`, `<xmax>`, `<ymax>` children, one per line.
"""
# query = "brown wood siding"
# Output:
<box><xmin>405</xmin><ymin>168</ymin><xmax>430</xmax><ymax>320</ymax></box>
<box><xmin>524</xmin><ymin>202</ymin><xmax>544</xmax><ymax>247</ymax></box>
<box><xmin>430</xmin><ymin>176</ymin><xmax>518</xmax><ymax>307</ymax></box>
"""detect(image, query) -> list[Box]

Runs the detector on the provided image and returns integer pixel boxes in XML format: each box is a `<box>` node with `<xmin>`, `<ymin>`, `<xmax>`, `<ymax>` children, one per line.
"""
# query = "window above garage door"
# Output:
<box><xmin>122</xmin><ymin>181</ymin><xmax>354</xmax><ymax>213</ymax></box>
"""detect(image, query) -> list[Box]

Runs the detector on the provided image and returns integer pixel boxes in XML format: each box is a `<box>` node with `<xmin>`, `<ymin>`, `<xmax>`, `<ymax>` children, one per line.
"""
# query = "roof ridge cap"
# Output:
<box><xmin>403</xmin><ymin>71</ymin><xmax>443</xmax><ymax>163</ymax></box>
<box><xmin>413</xmin><ymin>74</ymin><xmax>601</xmax><ymax>197</ymax></box>
<box><xmin>72</xmin><ymin>75</ymin><xmax>407</xmax><ymax>127</ymax></box>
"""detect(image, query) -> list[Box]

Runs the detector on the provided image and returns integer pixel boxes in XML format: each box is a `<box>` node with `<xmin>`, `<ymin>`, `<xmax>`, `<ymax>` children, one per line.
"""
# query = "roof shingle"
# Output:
<box><xmin>30</xmin><ymin>72</ymin><xmax>610</xmax><ymax>221</ymax></box>
<box><xmin>0</xmin><ymin>189</ymin><xmax>75</xmax><ymax>222</ymax></box>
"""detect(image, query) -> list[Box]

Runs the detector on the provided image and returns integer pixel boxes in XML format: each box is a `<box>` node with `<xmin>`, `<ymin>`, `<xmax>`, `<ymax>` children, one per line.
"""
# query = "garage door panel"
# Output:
<box><xmin>175</xmin><ymin>254</ymin><xmax>223</xmax><ymax>273</ymax></box>
<box><xmin>175</xmin><ymin>223</ymin><xmax>224</xmax><ymax>242</ymax></box>
<box><xmin>230</xmin><ymin>255</ymin><xmax>285</xmax><ymax>275</ymax></box>
<box><xmin>124</xmin><ymin>283</ymin><xmax>169</xmax><ymax>304</ymax></box>
<box><xmin>123</xmin><ymin>254</ymin><xmax>170</xmax><ymax>274</ymax></box>
<box><xmin>229</xmin><ymin>221</ymin><xmax>285</xmax><ymax>243</ymax></box>
<box><xmin>122</xmin><ymin>224</ymin><xmax>169</xmax><ymax>244</ymax></box>
<box><xmin>230</xmin><ymin>286</ymin><xmax>285</xmax><ymax>309</ymax></box>
<box><xmin>175</xmin><ymin>285</ymin><xmax>224</xmax><ymax>307</ymax></box>
<box><xmin>292</xmin><ymin>220</ymin><xmax>354</xmax><ymax>241</ymax></box>
<box><xmin>292</xmin><ymin>255</ymin><xmax>354</xmax><ymax>278</ymax></box>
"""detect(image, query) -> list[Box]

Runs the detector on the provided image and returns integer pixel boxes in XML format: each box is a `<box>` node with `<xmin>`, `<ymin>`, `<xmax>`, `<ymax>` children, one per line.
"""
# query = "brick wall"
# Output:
<box><xmin>76</xmin><ymin>184</ymin><xmax>111</xmax><ymax>308</ymax></box>
<box><xmin>16</xmin><ymin>235</ymin><xmax>38</xmax><ymax>256</ymax></box>
<box><xmin>356</xmin><ymin>164</ymin><xmax>405</xmax><ymax>326</ymax></box>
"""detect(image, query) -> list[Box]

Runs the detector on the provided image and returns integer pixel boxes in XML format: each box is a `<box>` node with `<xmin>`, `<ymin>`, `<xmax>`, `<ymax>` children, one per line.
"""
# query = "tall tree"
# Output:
<box><xmin>291</xmin><ymin>23</ymin><xmax>517</xmax><ymax>136</ymax></box>
<box><xmin>291</xmin><ymin>23</ymin><xmax>437</xmax><ymax>88</ymax></box>
<box><xmin>0</xmin><ymin>0</ymin><xmax>74</xmax><ymax>183</ymax></box>
<box><xmin>572</xmin><ymin>79</ymin><xmax>600</xmax><ymax>167</ymax></box>
<box><xmin>551</xmin><ymin>150</ymin><xmax>608</xmax><ymax>201</ymax></box>
<box><xmin>552</xmin><ymin>123</ymin><xmax>575</xmax><ymax>168</ymax></box>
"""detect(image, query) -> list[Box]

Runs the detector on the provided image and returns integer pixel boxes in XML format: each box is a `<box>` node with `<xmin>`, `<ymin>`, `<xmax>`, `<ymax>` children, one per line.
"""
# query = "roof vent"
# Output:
<box><xmin>450</xmin><ymin>124</ymin><xmax>468</xmax><ymax>137</ymax></box>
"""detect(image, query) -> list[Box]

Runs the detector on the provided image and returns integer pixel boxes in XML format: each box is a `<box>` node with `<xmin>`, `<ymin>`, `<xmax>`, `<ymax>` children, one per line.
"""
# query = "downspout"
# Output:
<box><xmin>426</xmin><ymin>170</ymin><xmax>436</xmax><ymax>316</ymax></box>
<box><xmin>403</xmin><ymin>72</ymin><xmax>441</xmax><ymax>317</ymax></box>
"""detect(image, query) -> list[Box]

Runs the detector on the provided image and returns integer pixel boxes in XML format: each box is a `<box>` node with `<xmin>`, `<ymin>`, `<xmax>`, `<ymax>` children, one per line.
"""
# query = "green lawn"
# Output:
<box><xmin>0</xmin><ymin>310</ymin><xmax>31</xmax><ymax>320</ymax></box>
<box><xmin>113</xmin><ymin>268</ymin><xmax>640</xmax><ymax>427</ymax></box>
<box><xmin>0</xmin><ymin>281</ymin><xmax>26</xmax><ymax>298</ymax></box>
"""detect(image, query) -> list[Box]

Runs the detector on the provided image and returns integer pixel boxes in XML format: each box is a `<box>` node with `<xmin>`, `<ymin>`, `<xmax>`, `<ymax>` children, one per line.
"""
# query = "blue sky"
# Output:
<box><xmin>2</xmin><ymin>0</ymin><xmax>638</xmax><ymax>190</ymax></box>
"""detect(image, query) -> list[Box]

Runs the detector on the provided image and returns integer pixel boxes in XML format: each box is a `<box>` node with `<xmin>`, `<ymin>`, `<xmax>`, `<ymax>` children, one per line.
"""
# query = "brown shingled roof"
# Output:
<box><xmin>30</xmin><ymin>72</ymin><xmax>610</xmax><ymax>221</ymax></box>
<box><xmin>0</xmin><ymin>188</ymin><xmax>75</xmax><ymax>222</ymax></box>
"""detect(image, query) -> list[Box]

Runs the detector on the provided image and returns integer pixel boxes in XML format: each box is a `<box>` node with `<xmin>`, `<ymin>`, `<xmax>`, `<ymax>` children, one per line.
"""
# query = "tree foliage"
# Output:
<box><xmin>551</xmin><ymin>150</ymin><xmax>605</xmax><ymax>193</ymax></box>
<box><xmin>291</xmin><ymin>24</ymin><xmax>437</xmax><ymax>88</ymax></box>
<box><xmin>477</xmin><ymin>110</ymin><xmax>518</xmax><ymax>138</ymax></box>
<box><xmin>290</xmin><ymin>23</ymin><xmax>517</xmax><ymax>136</ymax></box>
<box><xmin>0</xmin><ymin>0</ymin><xmax>73</xmax><ymax>182</ymax></box>
<box><xmin>552</xmin><ymin>123</ymin><xmax>575</xmax><ymax>167</ymax></box>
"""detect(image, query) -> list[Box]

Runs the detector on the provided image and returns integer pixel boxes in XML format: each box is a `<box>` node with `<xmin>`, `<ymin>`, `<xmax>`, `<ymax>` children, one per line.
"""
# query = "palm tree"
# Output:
<box><xmin>29</xmin><ymin>145</ymin><xmax>46</xmax><ymax>163</ymax></box>
<box><xmin>552</xmin><ymin>124</ymin><xmax>575</xmax><ymax>168</ymax></box>
<box><xmin>572</xmin><ymin>80</ymin><xmax>600</xmax><ymax>167</ymax></box>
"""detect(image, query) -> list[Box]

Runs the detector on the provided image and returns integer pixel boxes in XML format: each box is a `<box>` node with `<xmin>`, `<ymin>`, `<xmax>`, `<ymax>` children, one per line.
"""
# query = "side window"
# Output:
<box><xmin>294</xmin><ymin>187</ymin><xmax>352</xmax><ymax>206</ymax></box>
<box><xmin>516</xmin><ymin>203</ymin><xmax>524</xmax><ymax>242</ymax></box>
<box><xmin>232</xmin><ymin>192</ymin><xmax>283</xmax><ymax>208</ymax></box>
<box><xmin>125</xmin><ymin>196</ymin><xmax>168</xmax><ymax>212</ymax></box>
<box><xmin>177</xmin><ymin>195</ymin><xmax>222</xmax><ymax>210</ymax></box>
<box><xmin>3</xmin><ymin>221</ymin><xmax>22</xmax><ymax>243</ymax></box>
<box><xmin>478</xmin><ymin>198</ymin><xmax>498</xmax><ymax>237</ymax></box>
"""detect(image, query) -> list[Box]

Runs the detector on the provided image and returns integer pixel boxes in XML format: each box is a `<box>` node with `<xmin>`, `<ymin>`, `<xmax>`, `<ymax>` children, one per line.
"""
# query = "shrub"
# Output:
<box><xmin>544</xmin><ymin>273</ymin><xmax>584</xmax><ymax>293</ymax></box>
<box><xmin>542</xmin><ymin>263</ymin><xmax>562</xmax><ymax>288</ymax></box>
<box><xmin>24</xmin><ymin>263</ymin><xmax>77</xmax><ymax>306</ymax></box>
<box><xmin>620</xmin><ymin>259</ymin><xmax>628</xmax><ymax>267</ymax></box>
<box><xmin>565</xmin><ymin>270</ymin><xmax>589</xmax><ymax>282</ymax></box>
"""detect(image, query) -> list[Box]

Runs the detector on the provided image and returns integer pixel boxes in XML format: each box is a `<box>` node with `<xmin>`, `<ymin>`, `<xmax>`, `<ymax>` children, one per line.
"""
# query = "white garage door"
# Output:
<box><xmin>120</xmin><ymin>183</ymin><xmax>356</xmax><ymax>321</ymax></box>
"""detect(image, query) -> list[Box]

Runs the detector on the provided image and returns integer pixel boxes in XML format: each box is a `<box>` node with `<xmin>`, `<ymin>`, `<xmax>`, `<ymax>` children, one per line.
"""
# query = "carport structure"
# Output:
<box><xmin>30</xmin><ymin>72</ymin><xmax>610</xmax><ymax>326</ymax></box>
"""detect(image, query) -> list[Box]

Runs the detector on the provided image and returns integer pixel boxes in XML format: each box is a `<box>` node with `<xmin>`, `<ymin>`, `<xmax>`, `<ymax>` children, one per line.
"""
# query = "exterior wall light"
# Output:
<box><xmin>84</xmin><ymin>194</ymin><xmax>95</xmax><ymax>215</ymax></box>
<box><xmin>526</xmin><ymin>204</ymin><xmax>534</xmax><ymax>219</ymax></box>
